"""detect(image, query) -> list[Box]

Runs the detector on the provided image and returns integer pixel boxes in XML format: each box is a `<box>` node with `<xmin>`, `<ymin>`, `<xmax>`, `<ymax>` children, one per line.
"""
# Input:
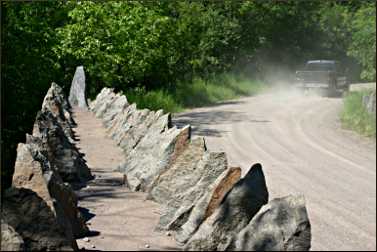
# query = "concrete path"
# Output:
<box><xmin>72</xmin><ymin>108</ymin><xmax>178</xmax><ymax>251</ymax></box>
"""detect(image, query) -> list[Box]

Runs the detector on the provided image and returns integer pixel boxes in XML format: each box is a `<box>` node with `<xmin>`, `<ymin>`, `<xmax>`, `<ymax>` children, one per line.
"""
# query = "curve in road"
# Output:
<box><xmin>173</xmin><ymin>88</ymin><xmax>376</xmax><ymax>251</ymax></box>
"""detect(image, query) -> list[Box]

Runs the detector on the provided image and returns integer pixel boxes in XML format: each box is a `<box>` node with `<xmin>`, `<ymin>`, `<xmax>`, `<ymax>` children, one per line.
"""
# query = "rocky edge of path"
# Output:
<box><xmin>2</xmin><ymin>66</ymin><xmax>311</xmax><ymax>251</ymax></box>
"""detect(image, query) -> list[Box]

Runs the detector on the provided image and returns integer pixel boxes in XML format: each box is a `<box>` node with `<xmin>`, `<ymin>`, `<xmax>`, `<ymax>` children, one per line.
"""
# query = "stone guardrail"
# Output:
<box><xmin>91</xmin><ymin>76</ymin><xmax>312</xmax><ymax>249</ymax></box>
<box><xmin>2</xmin><ymin>66</ymin><xmax>312</xmax><ymax>251</ymax></box>
<box><xmin>2</xmin><ymin>67</ymin><xmax>95</xmax><ymax>251</ymax></box>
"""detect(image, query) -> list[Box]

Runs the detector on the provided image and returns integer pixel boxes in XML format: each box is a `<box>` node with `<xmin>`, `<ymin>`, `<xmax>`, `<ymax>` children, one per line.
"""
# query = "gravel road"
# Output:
<box><xmin>174</xmin><ymin>88</ymin><xmax>376</xmax><ymax>251</ymax></box>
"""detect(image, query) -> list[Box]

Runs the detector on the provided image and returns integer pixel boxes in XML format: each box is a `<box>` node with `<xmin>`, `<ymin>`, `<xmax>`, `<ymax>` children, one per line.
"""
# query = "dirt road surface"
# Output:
<box><xmin>174</xmin><ymin>88</ymin><xmax>376</xmax><ymax>251</ymax></box>
<box><xmin>73</xmin><ymin>109</ymin><xmax>178</xmax><ymax>251</ymax></box>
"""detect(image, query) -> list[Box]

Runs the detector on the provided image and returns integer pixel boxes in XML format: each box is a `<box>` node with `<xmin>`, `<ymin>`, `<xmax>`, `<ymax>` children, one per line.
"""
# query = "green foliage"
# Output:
<box><xmin>55</xmin><ymin>2</ymin><xmax>178</xmax><ymax>93</ymax></box>
<box><xmin>127</xmin><ymin>74</ymin><xmax>264</xmax><ymax>113</ymax></box>
<box><xmin>318</xmin><ymin>1</ymin><xmax>376</xmax><ymax>81</ymax></box>
<box><xmin>1</xmin><ymin>1</ymin><xmax>72</xmax><ymax>190</ymax></box>
<box><xmin>2</xmin><ymin>0</ymin><xmax>376</xmax><ymax>192</ymax></box>
<box><xmin>176</xmin><ymin>74</ymin><xmax>264</xmax><ymax>108</ymax></box>
<box><xmin>127</xmin><ymin>88</ymin><xmax>183</xmax><ymax>113</ymax></box>
<box><xmin>341</xmin><ymin>91</ymin><xmax>376</xmax><ymax>137</ymax></box>
<box><xmin>55</xmin><ymin>1</ymin><xmax>241</xmax><ymax>95</ymax></box>
<box><xmin>347</xmin><ymin>4</ymin><xmax>376</xmax><ymax>81</ymax></box>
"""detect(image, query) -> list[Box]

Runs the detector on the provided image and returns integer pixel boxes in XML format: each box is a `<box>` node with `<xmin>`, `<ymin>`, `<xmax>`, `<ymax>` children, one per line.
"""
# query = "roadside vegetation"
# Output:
<box><xmin>127</xmin><ymin>74</ymin><xmax>264</xmax><ymax>113</ymax></box>
<box><xmin>341</xmin><ymin>90</ymin><xmax>376</xmax><ymax>138</ymax></box>
<box><xmin>1</xmin><ymin>1</ymin><xmax>376</xmax><ymax>191</ymax></box>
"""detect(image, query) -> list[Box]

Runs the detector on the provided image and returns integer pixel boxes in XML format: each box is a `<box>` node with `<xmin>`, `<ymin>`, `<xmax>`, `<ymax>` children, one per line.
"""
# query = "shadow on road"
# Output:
<box><xmin>173</xmin><ymin>101</ymin><xmax>270</xmax><ymax>138</ymax></box>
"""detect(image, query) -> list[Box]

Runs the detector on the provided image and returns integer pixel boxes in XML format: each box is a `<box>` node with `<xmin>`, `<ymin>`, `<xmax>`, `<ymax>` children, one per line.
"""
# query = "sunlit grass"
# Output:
<box><xmin>126</xmin><ymin>73</ymin><xmax>265</xmax><ymax>113</ymax></box>
<box><xmin>127</xmin><ymin>88</ymin><xmax>183</xmax><ymax>113</ymax></box>
<box><xmin>340</xmin><ymin>90</ymin><xmax>376</xmax><ymax>138</ymax></box>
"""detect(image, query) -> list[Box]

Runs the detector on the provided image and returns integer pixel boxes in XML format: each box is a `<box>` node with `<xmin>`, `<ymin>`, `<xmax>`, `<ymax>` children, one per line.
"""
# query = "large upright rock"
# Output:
<box><xmin>95</xmin><ymin>91</ymin><xmax>118</xmax><ymax>118</ymax></box>
<box><xmin>90</xmin><ymin>87</ymin><xmax>114</xmax><ymax>113</ymax></box>
<box><xmin>227</xmin><ymin>195</ymin><xmax>311</xmax><ymax>251</ymax></box>
<box><xmin>184</xmin><ymin>163</ymin><xmax>269</xmax><ymax>251</ymax></box>
<box><xmin>107</xmin><ymin>103</ymin><xmax>138</xmax><ymax>142</ymax></box>
<box><xmin>147</xmin><ymin>137</ymin><xmax>208</xmax><ymax>204</ymax></box>
<box><xmin>41</xmin><ymin>83</ymin><xmax>75</xmax><ymax>142</ymax></box>
<box><xmin>69</xmin><ymin>66</ymin><xmax>88</xmax><ymax>109</ymax></box>
<box><xmin>102</xmin><ymin>95</ymin><xmax>128</xmax><ymax>127</ymax></box>
<box><xmin>12</xmin><ymin>139</ymin><xmax>88</xmax><ymax>238</ymax></box>
<box><xmin>118</xmin><ymin>109</ymin><xmax>159</xmax><ymax>153</ymax></box>
<box><xmin>34</xmin><ymin>111</ymin><xmax>92</xmax><ymax>184</ymax></box>
<box><xmin>157</xmin><ymin>152</ymin><xmax>228</xmax><ymax>231</ymax></box>
<box><xmin>120</xmin><ymin>125</ymin><xmax>191</xmax><ymax>191</ymax></box>
<box><xmin>2</xmin><ymin>187</ymin><xmax>78</xmax><ymax>251</ymax></box>
<box><xmin>175</xmin><ymin>167</ymin><xmax>242</xmax><ymax>244</ymax></box>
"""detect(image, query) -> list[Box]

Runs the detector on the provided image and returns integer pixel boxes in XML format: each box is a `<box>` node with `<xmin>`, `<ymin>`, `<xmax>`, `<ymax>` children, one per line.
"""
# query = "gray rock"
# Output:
<box><xmin>363</xmin><ymin>90</ymin><xmax>376</xmax><ymax>114</ymax></box>
<box><xmin>147</xmin><ymin>137</ymin><xmax>207</xmax><ymax>204</ymax></box>
<box><xmin>13</xmin><ymin>140</ymin><xmax>89</xmax><ymax>238</ymax></box>
<box><xmin>69</xmin><ymin>66</ymin><xmax>88</xmax><ymax>109</ymax></box>
<box><xmin>184</xmin><ymin>163</ymin><xmax>269</xmax><ymax>251</ymax></box>
<box><xmin>90</xmin><ymin>88</ymin><xmax>113</xmax><ymax>112</ymax></box>
<box><xmin>95</xmin><ymin>91</ymin><xmax>118</xmax><ymax>118</ymax></box>
<box><xmin>1</xmin><ymin>220</ymin><xmax>25</xmax><ymax>251</ymax></box>
<box><xmin>175</xmin><ymin>167</ymin><xmax>241</xmax><ymax>244</ymax></box>
<box><xmin>227</xmin><ymin>195</ymin><xmax>311</xmax><ymax>251</ymax></box>
<box><xmin>118</xmin><ymin>109</ymin><xmax>155</xmax><ymax>152</ymax></box>
<box><xmin>41</xmin><ymin>83</ymin><xmax>75</xmax><ymax>142</ymax></box>
<box><xmin>107</xmin><ymin>103</ymin><xmax>138</xmax><ymax>143</ymax></box>
<box><xmin>115</xmin><ymin>109</ymin><xmax>171</xmax><ymax>151</ymax></box>
<box><xmin>33</xmin><ymin>111</ymin><xmax>92</xmax><ymax>184</ymax></box>
<box><xmin>102</xmin><ymin>95</ymin><xmax>128</xmax><ymax>127</ymax></box>
<box><xmin>2</xmin><ymin>187</ymin><xmax>77</xmax><ymax>251</ymax></box>
<box><xmin>157</xmin><ymin>152</ymin><xmax>228</xmax><ymax>231</ymax></box>
<box><xmin>120</xmin><ymin>125</ymin><xmax>191</xmax><ymax>191</ymax></box>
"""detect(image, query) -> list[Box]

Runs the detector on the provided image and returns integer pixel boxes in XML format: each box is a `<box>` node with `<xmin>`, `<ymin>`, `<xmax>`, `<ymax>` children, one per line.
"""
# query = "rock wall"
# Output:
<box><xmin>2</xmin><ymin>82</ymin><xmax>92</xmax><ymax>251</ymax></box>
<box><xmin>90</xmin><ymin>87</ymin><xmax>313</xmax><ymax>251</ymax></box>
<box><xmin>3</xmin><ymin>66</ymin><xmax>312</xmax><ymax>251</ymax></box>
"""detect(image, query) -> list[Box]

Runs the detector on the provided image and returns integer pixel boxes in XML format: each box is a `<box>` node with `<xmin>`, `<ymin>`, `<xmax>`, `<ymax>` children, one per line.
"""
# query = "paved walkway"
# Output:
<box><xmin>72</xmin><ymin>108</ymin><xmax>178</xmax><ymax>251</ymax></box>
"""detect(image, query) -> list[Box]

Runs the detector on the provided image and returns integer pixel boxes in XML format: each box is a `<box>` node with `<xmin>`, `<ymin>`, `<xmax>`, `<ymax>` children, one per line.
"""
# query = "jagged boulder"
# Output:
<box><xmin>2</xmin><ymin>187</ymin><xmax>78</xmax><ymax>251</ymax></box>
<box><xmin>184</xmin><ymin>163</ymin><xmax>269</xmax><ymax>251</ymax></box>
<box><xmin>157</xmin><ymin>152</ymin><xmax>228</xmax><ymax>231</ymax></box>
<box><xmin>147</xmin><ymin>137</ymin><xmax>208</xmax><ymax>204</ymax></box>
<box><xmin>120</xmin><ymin>125</ymin><xmax>191</xmax><ymax>191</ymax></box>
<box><xmin>12</xmin><ymin>139</ymin><xmax>88</xmax><ymax>238</ymax></box>
<box><xmin>227</xmin><ymin>195</ymin><xmax>311</xmax><ymax>251</ymax></box>
<box><xmin>94</xmin><ymin>91</ymin><xmax>118</xmax><ymax>118</ymax></box>
<box><xmin>107</xmin><ymin>103</ymin><xmax>137</xmax><ymax>142</ymax></box>
<box><xmin>1</xmin><ymin>220</ymin><xmax>25</xmax><ymax>251</ymax></box>
<box><xmin>34</xmin><ymin>111</ymin><xmax>92</xmax><ymax>184</ymax></box>
<box><xmin>41</xmin><ymin>83</ymin><xmax>75</xmax><ymax>142</ymax></box>
<box><xmin>90</xmin><ymin>87</ymin><xmax>114</xmax><ymax>113</ymax></box>
<box><xmin>118</xmin><ymin>109</ymin><xmax>165</xmax><ymax>153</ymax></box>
<box><xmin>69</xmin><ymin>66</ymin><xmax>88</xmax><ymax>109</ymax></box>
<box><xmin>102</xmin><ymin>95</ymin><xmax>128</xmax><ymax>127</ymax></box>
<box><xmin>175</xmin><ymin>167</ymin><xmax>241</xmax><ymax>244</ymax></box>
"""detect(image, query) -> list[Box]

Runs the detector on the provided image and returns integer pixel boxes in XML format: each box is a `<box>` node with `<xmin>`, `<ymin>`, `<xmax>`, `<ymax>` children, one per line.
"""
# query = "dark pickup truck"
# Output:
<box><xmin>295</xmin><ymin>60</ymin><xmax>348</xmax><ymax>96</ymax></box>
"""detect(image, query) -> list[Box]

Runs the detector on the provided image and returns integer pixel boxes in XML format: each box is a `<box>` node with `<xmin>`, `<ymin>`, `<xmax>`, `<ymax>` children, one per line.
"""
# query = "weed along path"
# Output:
<box><xmin>73</xmin><ymin>108</ymin><xmax>178</xmax><ymax>251</ymax></box>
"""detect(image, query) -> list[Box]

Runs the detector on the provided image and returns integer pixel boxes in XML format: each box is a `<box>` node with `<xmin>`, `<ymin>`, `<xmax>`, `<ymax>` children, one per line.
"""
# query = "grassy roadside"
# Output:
<box><xmin>127</xmin><ymin>74</ymin><xmax>265</xmax><ymax>113</ymax></box>
<box><xmin>340</xmin><ymin>90</ymin><xmax>376</xmax><ymax>138</ymax></box>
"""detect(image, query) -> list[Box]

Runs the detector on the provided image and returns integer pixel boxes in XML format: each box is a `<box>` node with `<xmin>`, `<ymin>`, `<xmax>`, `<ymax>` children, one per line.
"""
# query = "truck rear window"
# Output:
<box><xmin>305</xmin><ymin>63</ymin><xmax>335</xmax><ymax>71</ymax></box>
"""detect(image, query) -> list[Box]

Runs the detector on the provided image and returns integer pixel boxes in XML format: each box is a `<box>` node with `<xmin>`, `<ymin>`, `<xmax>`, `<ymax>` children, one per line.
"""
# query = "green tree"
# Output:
<box><xmin>1</xmin><ymin>1</ymin><xmax>71</xmax><ymax>191</ymax></box>
<box><xmin>347</xmin><ymin>3</ymin><xmax>376</xmax><ymax>81</ymax></box>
